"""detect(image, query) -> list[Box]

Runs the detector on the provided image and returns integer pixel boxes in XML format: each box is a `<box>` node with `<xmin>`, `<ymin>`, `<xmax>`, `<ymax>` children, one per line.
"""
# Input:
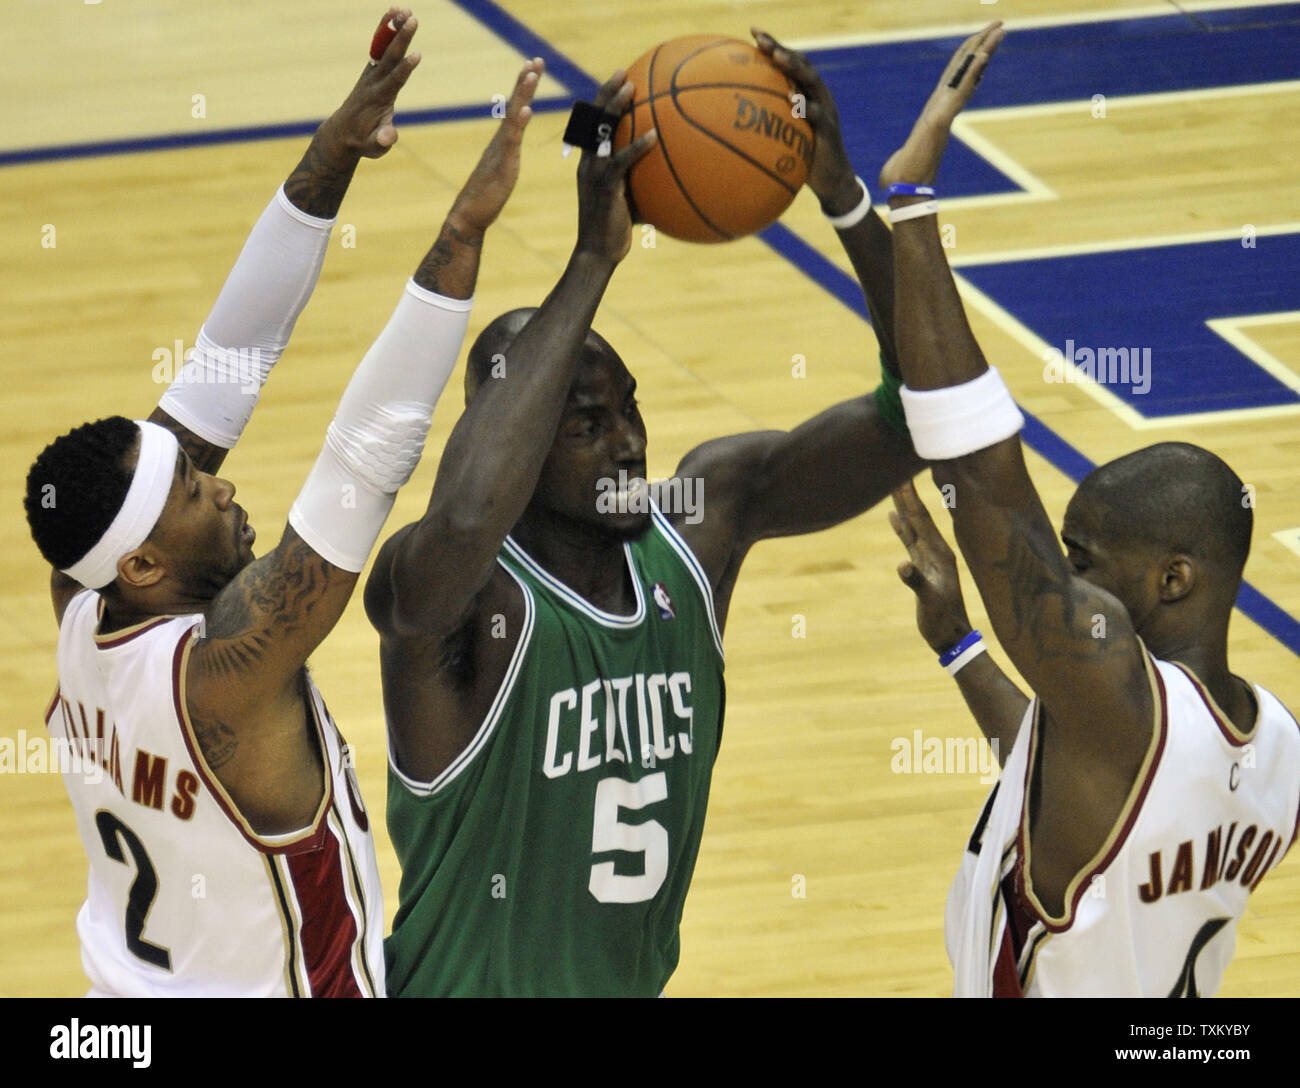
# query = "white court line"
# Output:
<box><xmin>949</xmin><ymin>222</ymin><xmax>1300</xmax><ymax>267</ymax></box>
<box><xmin>883</xmin><ymin>82</ymin><xmax>1300</xmax><ymax>221</ymax></box>
<box><xmin>1273</xmin><ymin>528</ymin><xmax>1300</xmax><ymax>562</ymax></box>
<box><xmin>786</xmin><ymin>1</ymin><xmax>1294</xmax><ymax>50</ymax></box>
<box><xmin>957</xmin><ymin>78</ymin><xmax>1300</xmax><ymax>122</ymax></box>
<box><xmin>953</xmin><ymin>275</ymin><xmax>1300</xmax><ymax>430</ymax></box>
<box><xmin>1206</xmin><ymin>313</ymin><xmax>1300</xmax><ymax>394</ymax></box>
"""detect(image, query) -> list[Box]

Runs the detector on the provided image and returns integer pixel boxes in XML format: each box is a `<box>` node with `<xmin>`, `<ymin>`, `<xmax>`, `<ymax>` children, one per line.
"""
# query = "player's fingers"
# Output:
<box><xmin>944</xmin><ymin>21</ymin><xmax>1003</xmax><ymax>91</ymax></box>
<box><xmin>754</xmin><ymin>29</ymin><xmax>821</xmax><ymax>94</ymax></box>
<box><xmin>610</xmin><ymin>128</ymin><xmax>657</xmax><ymax>173</ymax></box>
<box><xmin>897</xmin><ymin>561</ymin><xmax>926</xmax><ymax>592</ymax></box>
<box><xmin>506</xmin><ymin>64</ymin><xmax>542</xmax><ymax>123</ymax></box>
<box><xmin>895</xmin><ymin>479</ymin><xmax>939</xmax><ymax>533</ymax></box>
<box><xmin>887</xmin><ymin>508</ymin><xmax>916</xmax><ymax>548</ymax></box>
<box><xmin>592</xmin><ymin>69</ymin><xmax>628</xmax><ymax>112</ymax></box>
<box><xmin>382</xmin><ymin>52</ymin><xmax>421</xmax><ymax>93</ymax></box>
<box><xmin>374</xmin><ymin>11</ymin><xmax>418</xmax><ymax>76</ymax></box>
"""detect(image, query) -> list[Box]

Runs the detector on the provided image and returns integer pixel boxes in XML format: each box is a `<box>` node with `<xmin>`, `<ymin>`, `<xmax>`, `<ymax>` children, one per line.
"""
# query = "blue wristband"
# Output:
<box><xmin>886</xmin><ymin>182</ymin><xmax>937</xmax><ymax>200</ymax></box>
<box><xmin>938</xmin><ymin>629</ymin><xmax>982</xmax><ymax>668</ymax></box>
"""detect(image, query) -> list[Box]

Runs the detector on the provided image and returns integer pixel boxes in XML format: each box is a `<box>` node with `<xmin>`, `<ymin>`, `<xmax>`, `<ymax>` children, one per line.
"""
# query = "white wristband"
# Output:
<box><xmin>824</xmin><ymin>176</ymin><xmax>872</xmax><ymax>230</ymax></box>
<box><xmin>888</xmin><ymin>200</ymin><xmax>939</xmax><ymax>224</ymax></box>
<box><xmin>945</xmin><ymin>640</ymin><xmax>988</xmax><ymax>677</ymax></box>
<box><xmin>900</xmin><ymin>366</ymin><xmax>1025</xmax><ymax>461</ymax></box>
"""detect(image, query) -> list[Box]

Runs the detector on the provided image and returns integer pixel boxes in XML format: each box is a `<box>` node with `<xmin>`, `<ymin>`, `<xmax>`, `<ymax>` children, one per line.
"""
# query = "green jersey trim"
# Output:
<box><xmin>501</xmin><ymin>534</ymin><xmax>647</xmax><ymax>629</ymax></box>
<box><xmin>650</xmin><ymin>505</ymin><xmax>725</xmax><ymax>663</ymax></box>
<box><xmin>387</xmin><ymin>560</ymin><xmax>537</xmax><ymax>798</ymax></box>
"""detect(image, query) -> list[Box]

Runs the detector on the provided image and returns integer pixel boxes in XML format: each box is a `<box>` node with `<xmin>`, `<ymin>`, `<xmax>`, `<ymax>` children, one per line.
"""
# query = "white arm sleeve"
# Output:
<box><xmin>288</xmin><ymin>280</ymin><xmax>472</xmax><ymax>572</ymax></box>
<box><xmin>157</xmin><ymin>186</ymin><xmax>334</xmax><ymax>448</ymax></box>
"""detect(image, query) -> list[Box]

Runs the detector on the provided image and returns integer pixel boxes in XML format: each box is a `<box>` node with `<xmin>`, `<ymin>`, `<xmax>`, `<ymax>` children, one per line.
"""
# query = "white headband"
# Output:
<box><xmin>62</xmin><ymin>421</ymin><xmax>180</xmax><ymax>589</ymax></box>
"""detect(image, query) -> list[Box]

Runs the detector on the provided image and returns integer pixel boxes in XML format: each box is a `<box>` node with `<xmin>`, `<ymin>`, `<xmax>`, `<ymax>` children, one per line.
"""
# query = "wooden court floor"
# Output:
<box><xmin>1</xmin><ymin>0</ymin><xmax>1297</xmax><ymax>996</ymax></box>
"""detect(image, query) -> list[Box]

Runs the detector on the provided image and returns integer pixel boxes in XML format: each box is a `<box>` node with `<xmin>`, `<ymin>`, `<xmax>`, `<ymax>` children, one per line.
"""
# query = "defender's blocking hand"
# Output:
<box><xmin>327</xmin><ymin>8</ymin><xmax>423</xmax><ymax>160</ymax></box>
<box><xmin>879</xmin><ymin>21</ymin><xmax>1004</xmax><ymax>191</ymax></box>
<box><xmin>890</xmin><ymin>480</ymin><xmax>974</xmax><ymax>654</ymax></box>
<box><xmin>449</xmin><ymin>59</ymin><xmax>544</xmax><ymax>235</ymax></box>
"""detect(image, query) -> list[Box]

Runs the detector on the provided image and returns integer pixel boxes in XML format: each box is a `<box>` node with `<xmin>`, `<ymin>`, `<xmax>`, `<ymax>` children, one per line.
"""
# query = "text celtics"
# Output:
<box><xmin>544</xmin><ymin>672</ymin><xmax>695</xmax><ymax>778</ymax></box>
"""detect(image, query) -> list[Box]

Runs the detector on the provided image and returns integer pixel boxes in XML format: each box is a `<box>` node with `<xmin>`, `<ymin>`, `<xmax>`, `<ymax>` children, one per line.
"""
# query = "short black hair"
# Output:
<box><xmin>25</xmin><ymin>416</ymin><xmax>140</xmax><ymax>571</ymax></box>
<box><xmin>1076</xmin><ymin>442</ymin><xmax>1252</xmax><ymax>580</ymax></box>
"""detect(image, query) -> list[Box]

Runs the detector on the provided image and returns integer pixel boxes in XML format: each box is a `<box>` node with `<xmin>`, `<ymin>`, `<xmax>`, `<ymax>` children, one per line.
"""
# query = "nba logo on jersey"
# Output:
<box><xmin>652</xmin><ymin>582</ymin><xmax>675</xmax><ymax>620</ymax></box>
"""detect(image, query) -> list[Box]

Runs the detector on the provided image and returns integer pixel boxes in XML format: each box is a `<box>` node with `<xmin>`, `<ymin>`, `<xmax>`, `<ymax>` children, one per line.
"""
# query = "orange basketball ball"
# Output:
<box><xmin>612</xmin><ymin>35</ymin><xmax>814</xmax><ymax>243</ymax></box>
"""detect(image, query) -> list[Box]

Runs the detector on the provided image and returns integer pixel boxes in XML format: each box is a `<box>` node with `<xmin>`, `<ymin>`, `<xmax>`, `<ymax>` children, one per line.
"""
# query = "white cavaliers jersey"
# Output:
<box><xmin>46</xmin><ymin>590</ymin><xmax>384</xmax><ymax>997</ymax></box>
<box><xmin>946</xmin><ymin>650</ymin><xmax>1300</xmax><ymax>997</ymax></box>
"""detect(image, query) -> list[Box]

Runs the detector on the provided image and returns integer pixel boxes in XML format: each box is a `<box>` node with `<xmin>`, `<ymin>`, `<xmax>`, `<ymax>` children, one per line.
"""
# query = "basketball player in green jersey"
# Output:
<box><xmin>367</xmin><ymin>38</ymin><xmax>924</xmax><ymax>996</ymax></box>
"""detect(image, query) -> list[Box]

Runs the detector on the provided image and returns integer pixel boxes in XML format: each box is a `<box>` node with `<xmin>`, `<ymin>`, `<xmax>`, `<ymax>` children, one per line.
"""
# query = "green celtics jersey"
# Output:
<box><xmin>385</xmin><ymin>506</ymin><xmax>725</xmax><ymax>997</ymax></box>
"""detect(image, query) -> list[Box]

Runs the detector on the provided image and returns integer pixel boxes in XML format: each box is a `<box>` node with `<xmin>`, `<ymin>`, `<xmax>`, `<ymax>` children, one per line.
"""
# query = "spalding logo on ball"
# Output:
<box><xmin>613</xmin><ymin>35</ymin><xmax>815</xmax><ymax>243</ymax></box>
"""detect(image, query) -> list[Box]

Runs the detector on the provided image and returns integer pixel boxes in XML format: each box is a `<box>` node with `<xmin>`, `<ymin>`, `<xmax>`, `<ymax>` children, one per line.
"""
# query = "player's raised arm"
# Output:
<box><xmin>665</xmin><ymin>35</ymin><xmax>922</xmax><ymax>601</ymax></box>
<box><xmin>149</xmin><ymin>8</ymin><xmax>422</xmax><ymax>476</ymax></box>
<box><xmin>882</xmin><ymin>25</ymin><xmax>1153</xmax><ymax>760</ymax></box>
<box><xmin>44</xmin><ymin>12</ymin><xmax>422</xmax><ymax>627</ymax></box>
<box><xmin>365</xmin><ymin>72</ymin><xmax>658</xmax><ymax>642</ymax></box>
<box><xmin>181</xmin><ymin>61</ymin><xmax>543</xmax><ymax>797</ymax></box>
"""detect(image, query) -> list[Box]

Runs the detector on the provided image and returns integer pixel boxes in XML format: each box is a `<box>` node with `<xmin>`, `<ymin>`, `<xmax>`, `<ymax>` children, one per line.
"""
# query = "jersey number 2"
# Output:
<box><xmin>95</xmin><ymin>810</ymin><xmax>172</xmax><ymax>971</ymax></box>
<box><xmin>589</xmin><ymin>772</ymin><xmax>669</xmax><ymax>904</ymax></box>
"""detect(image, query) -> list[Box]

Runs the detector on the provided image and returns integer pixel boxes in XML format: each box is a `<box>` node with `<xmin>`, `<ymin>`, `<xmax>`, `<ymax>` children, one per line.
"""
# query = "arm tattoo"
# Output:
<box><xmin>283</xmin><ymin>136</ymin><xmax>360</xmax><ymax>220</ymax></box>
<box><xmin>195</xmin><ymin>535</ymin><xmax>330</xmax><ymax>682</ymax></box>
<box><xmin>988</xmin><ymin>528</ymin><xmax>1103</xmax><ymax>665</ymax></box>
<box><xmin>414</xmin><ymin>220</ymin><xmax>483</xmax><ymax>296</ymax></box>
<box><xmin>190</xmin><ymin>714</ymin><xmax>239</xmax><ymax>770</ymax></box>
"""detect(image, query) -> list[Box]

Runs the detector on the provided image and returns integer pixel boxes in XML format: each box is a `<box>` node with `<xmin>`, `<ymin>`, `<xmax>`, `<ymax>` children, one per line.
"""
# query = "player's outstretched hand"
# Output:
<box><xmin>889</xmin><ymin>480</ymin><xmax>975</xmax><ymax>654</ymax></box>
<box><xmin>575</xmin><ymin>71</ymin><xmax>657</xmax><ymax>265</ymax></box>
<box><xmin>326</xmin><ymin>8</ymin><xmax>423</xmax><ymax>159</ymax></box>
<box><xmin>752</xmin><ymin>28</ymin><xmax>860</xmax><ymax>217</ymax></box>
<box><xmin>878</xmin><ymin>21</ymin><xmax>1004</xmax><ymax>191</ymax></box>
<box><xmin>449</xmin><ymin>59</ymin><xmax>544</xmax><ymax>234</ymax></box>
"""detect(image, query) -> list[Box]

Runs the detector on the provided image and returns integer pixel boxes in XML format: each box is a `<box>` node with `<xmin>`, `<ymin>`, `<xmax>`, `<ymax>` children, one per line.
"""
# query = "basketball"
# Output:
<box><xmin>612</xmin><ymin>35</ymin><xmax>814</xmax><ymax>243</ymax></box>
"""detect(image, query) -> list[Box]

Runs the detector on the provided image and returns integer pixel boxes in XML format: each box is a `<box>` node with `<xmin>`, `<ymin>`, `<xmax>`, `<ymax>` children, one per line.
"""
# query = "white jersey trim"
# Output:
<box><xmin>172</xmin><ymin>630</ymin><xmax>335</xmax><ymax>853</ymax></box>
<box><xmin>388</xmin><ymin>559</ymin><xmax>537</xmax><ymax>798</ymax></box>
<box><xmin>1018</xmin><ymin>650</ymin><xmax>1168</xmax><ymax>932</ymax></box>
<box><xmin>501</xmin><ymin>534</ymin><xmax>646</xmax><ymax>629</ymax></box>
<box><xmin>650</xmin><ymin>503</ymin><xmax>725</xmax><ymax>663</ymax></box>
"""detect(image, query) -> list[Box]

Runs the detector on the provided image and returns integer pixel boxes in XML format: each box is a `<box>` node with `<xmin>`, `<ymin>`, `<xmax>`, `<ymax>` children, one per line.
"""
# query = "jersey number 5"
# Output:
<box><xmin>589</xmin><ymin>772</ymin><xmax>669</xmax><ymax>904</ymax></box>
<box><xmin>95</xmin><ymin>810</ymin><xmax>172</xmax><ymax>971</ymax></box>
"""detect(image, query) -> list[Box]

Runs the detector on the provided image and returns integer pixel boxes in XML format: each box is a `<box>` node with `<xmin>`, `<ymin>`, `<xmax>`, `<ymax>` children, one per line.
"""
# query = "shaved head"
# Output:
<box><xmin>1073</xmin><ymin>442</ymin><xmax>1251</xmax><ymax>584</ymax></box>
<box><xmin>464</xmin><ymin>308</ymin><xmax>623</xmax><ymax>402</ymax></box>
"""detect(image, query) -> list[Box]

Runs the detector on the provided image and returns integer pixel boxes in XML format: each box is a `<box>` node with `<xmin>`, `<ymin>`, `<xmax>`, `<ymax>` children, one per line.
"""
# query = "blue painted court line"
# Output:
<box><xmin>454</xmin><ymin>3</ymin><xmax>1300</xmax><ymax>659</ymax></box>
<box><xmin>0</xmin><ymin>98</ymin><xmax>572</xmax><ymax>169</ymax></box>
<box><xmin>960</xmin><ymin>235</ymin><xmax>1300</xmax><ymax>418</ymax></box>
<box><xmin>450</xmin><ymin>0</ymin><xmax>599</xmax><ymax>100</ymax></box>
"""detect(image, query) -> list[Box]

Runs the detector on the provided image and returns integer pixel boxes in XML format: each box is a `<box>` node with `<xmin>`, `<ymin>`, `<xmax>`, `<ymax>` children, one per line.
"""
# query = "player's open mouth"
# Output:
<box><xmin>241</xmin><ymin>515</ymin><xmax>255</xmax><ymax>546</ymax></box>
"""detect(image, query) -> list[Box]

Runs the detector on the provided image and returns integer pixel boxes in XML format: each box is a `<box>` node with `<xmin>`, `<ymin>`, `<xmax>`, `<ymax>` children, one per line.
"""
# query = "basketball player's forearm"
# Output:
<box><xmin>411</xmin><ymin>216</ymin><xmax>484</xmax><ymax>300</ymax></box>
<box><xmin>394</xmin><ymin>253</ymin><xmax>616</xmax><ymax>621</ymax></box>
<box><xmin>892</xmin><ymin>217</ymin><xmax>985</xmax><ymax>391</ymax></box>
<box><xmin>834</xmin><ymin>208</ymin><xmax>899</xmax><ymax>368</ymax></box>
<box><xmin>892</xmin><ymin>216</ymin><xmax>1074</xmax><ymax>665</ymax></box>
<box><xmin>951</xmin><ymin>653</ymin><xmax>1029</xmax><ymax>762</ymax></box>
<box><xmin>283</xmin><ymin>120</ymin><xmax>363</xmax><ymax>220</ymax></box>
